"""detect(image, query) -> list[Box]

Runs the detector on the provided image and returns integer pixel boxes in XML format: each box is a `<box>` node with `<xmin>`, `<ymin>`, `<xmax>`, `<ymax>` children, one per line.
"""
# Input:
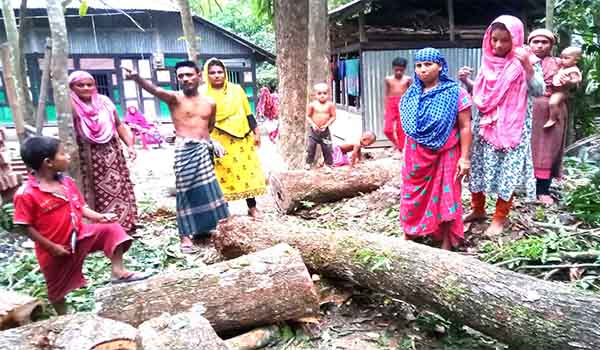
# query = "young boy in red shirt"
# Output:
<box><xmin>13</xmin><ymin>136</ymin><xmax>150</xmax><ymax>314</ymax></box>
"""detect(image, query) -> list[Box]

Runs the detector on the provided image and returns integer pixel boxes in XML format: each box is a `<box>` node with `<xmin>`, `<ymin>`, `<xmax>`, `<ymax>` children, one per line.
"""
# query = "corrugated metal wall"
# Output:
<box><xmin>362</xmin><ymin>48</ymin><xmax>482</xmax><ymax>139</ymax></box>
<box><xmin>20</xmin><ymin>13</ymin><xmax>252</xmax><ymax>55</ymax></box>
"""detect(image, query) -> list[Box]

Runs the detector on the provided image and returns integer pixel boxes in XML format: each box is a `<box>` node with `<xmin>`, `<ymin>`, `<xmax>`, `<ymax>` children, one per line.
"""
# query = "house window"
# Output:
<box><xmin>91</xmin><ymin>73</ymin><xmax>111</xmax><ymax>98</ymax></box>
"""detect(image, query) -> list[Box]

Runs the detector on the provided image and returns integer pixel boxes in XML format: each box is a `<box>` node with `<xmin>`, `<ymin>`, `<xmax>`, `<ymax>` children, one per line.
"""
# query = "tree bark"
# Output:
<box><xmin>213</xmin><ymin>216</ymin><xmax>600</xmax><ymax>350</ymax></box>
<box><xmin>0</xmin><ymin>44</ymin><xmax>26</xmax><ymax>144</ymax></box>
<box><xmin>545</xmin><ymin>0</ymin><xmax>554</xmax><ymax>31</ymax></box>
<box><xmin>224</xmin><ymin>325</ymin><xmax>280</xmax><ymax>350</ymax></box>
<box><xmin>36</xmin><ymin>38</ymin><xmax>52</xmax><ymax>135</ymax></box>
<box><xmin>177</xmin><ymin>0</ymin><xmax>200</xmax><ymax>62</ymax></box>
<box><xmin>2</xmin><ymin>0</ymin><xmax>33</xmax><ymax>129</ymax></box>
<box><xmin>95</xmin><ymin>244</ymin><xmax>320</xmax><ymax>330</ymax></box>
<box><xmin>17</xmin><ymin>0</ymin><xmax>35</xmax><ymax>125</ymax></box>
<box><xmin>47</xmin><ymin>0</ymin><xmax>81</xmax><ymax>185</ymax></box>
<box><xmin>274</xmin><ymin>0</ymin><xmax>309</xmax><ymax>169</ymax></box>
<box><xmin>307</xmin><ymin>0</ymin><xmax>330</xmax><ymax>105</ymax></box>
<box><xmin>137</xmin><ymin>311</ymin><xmax>229</xmax><ymax>350</ymax></box>
<box><xmin>0</xmin><ymin>313</ymin><xmax>138</xmax><ymax>350</ymax></box>
<box><xmin>0</xmin><ymin>290</ymin><xmax>42</xmax><ymax>331</ymax></box>
<box><xmin>270</xmin><ymin>158</ymin><xmax>399</xmax><ymax>213</ymax></box>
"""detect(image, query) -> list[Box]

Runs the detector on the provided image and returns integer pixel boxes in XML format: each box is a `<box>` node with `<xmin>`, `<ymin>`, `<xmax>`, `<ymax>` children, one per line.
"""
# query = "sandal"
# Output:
<box><xmin>180</xmin><ymin>245</ymin><xmax>200</xmax><ymax>254</ymax></box>
<box><xmin>111</xmin><ymin>271</ymin><xmax>153</xmax><ymax>284</ymax></box>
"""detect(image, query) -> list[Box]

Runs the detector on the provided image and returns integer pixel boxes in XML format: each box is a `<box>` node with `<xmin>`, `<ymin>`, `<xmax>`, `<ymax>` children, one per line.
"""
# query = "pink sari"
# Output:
<box><xmin>401</xmin><ymin>89</ymin><xmax>471</xmax><ymax>246</ymax></box>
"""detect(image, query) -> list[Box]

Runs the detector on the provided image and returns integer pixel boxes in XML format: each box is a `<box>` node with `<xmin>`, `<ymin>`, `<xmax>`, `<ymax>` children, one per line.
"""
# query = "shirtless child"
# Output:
<box><xmin>384</xmin><ymin>58</ymin><xmax>412</xmax><ymax>156</ymax></box>
<box><xmin>545</xmin><ymin>46</ymin><xmax>582</xmax><ymax>128</ymax></box>
<box><xmin>305</xmin><ymin>83</ymin><xmax>336</xmax><ymax>170</ymax></box>
<box><xmin>123</xmin><ymin>61</ymin><xmax>229</xmax><ymax>254</ymax></box>
<box><xmin>332</xmin><ymin>131</ymin><xmax>376</xmax><ymax>168</ymax></box>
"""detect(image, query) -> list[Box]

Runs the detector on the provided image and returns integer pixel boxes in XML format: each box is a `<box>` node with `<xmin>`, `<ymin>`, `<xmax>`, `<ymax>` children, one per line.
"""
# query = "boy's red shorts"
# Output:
<box><xmin>40</xmin><ymin>223</ymin><xmax>132</xmax><ymax>302</ymax></box>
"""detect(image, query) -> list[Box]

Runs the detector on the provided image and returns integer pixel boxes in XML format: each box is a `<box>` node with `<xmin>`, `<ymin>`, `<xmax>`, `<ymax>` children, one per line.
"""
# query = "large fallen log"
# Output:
<box><xmin>95</xmin><ymin>243</ymin><xmax>320</xmax><ymax>331</ymax></box>
<box><xmin>0</xmin><ymin>313</ymin><xmax>138</xmax><ymax>350</ymax></box>
<box><xmin>269</xmin><ymin>157</ymin><xmax>399</xmax><ymax>213</ymax></box>
<box><xmin>137</xmin><ymin>310</ymin><xmax>229</xmax><ymax>350</ymax></box>
<box><xmin>0</xmin><ymin>289</ymin><xmax>42</xmax><ymax>330</ymax></box>
<box><xmin>213</xmin><ymin>216</ymin><xmax>600</xmax><ymax>350</ymax></box>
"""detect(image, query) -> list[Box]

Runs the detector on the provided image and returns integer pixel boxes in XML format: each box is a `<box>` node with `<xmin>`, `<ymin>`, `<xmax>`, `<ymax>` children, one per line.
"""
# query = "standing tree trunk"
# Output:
<box><xmin>177</xmin><ymin>0</ymin><xmax>200</xmax><ymax>63</ymax></box>
<box><xmin>274</xmin><ymin>0</ymin><xmax>309</xmax><ymax>169</ymax></box>
<box><xmin>0</xmin><ymin>44</ymin><xmax>26</xmax><ymax>143</ymax></box>
<box><xmin>545</xmin><ymin>0</ymin><xmax>554</xmax><ymax>31</ymax></box>
<box><xmin>214</xmin><ymin>217</ymin><xmax>600</xmax><ymax>350</ymax></box>
<box><xmin>35</xmin><ymin>38</ymin><xmax>52</xmax><ymax>135</ymax></box>
<box><xmin>47</xmin><ymin>0</ymin><xmax>81</xmax><ymax>185</ymax></box>
<box><xmin>17</xmin><ymin>0</ymin><xmax>35</xmax><ymax>125</ymax></box>
<box><xmin>1</xmin><ymin>0</ymin><xmax>28</xmax><ymax>142</ymax></box>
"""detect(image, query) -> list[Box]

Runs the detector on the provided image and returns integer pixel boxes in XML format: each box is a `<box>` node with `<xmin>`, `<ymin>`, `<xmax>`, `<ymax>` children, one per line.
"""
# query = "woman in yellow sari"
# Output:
<box><xmin>201</xmin><ymin>58</ymin><xmax>266</xmax><ymax>217</ymax></box>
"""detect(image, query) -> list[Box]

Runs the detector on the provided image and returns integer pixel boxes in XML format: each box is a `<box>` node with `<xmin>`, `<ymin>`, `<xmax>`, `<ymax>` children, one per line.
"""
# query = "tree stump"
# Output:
<box><xmin>137</xmin><ymin>310</ymin><xmax>229</xmax><ymax>350</ymax></box>
<box><xmin>270</xmin><ymin>158</ymin><xmax>399</xmax><ymax>213</ymax></box>
<box><xmin>0</xmin><ymin>289</ymin><xmax>42</xmax><ymax>330</ymax></box>
<box><xmin>0</xmin><ymin>313</ymin><xmax>138</xmax><ymax>350</ymax></box>
<box><xmin>213</xmin><ymin>216</ymin><xmax>600</xmax><ymax>350</ymax></box>
<box><xmin>95</xmin><ymin>244</ymin><xmax>319</xmax><ymax>331</ymax></box>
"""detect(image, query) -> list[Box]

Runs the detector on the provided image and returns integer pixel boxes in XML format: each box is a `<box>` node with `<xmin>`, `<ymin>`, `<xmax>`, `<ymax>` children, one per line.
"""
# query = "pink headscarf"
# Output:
<box><xmin>473</xmin><ymin>15</ymin><xmax>533</xmax><ymax>150</ymax></box>
<box><xmin>125</xmin><ymin>106</ymin><xmax>152</xmax><ymax>129</ymax></box>
<box><xmin>69</xmin><ymin>71</ymin><xmax>116</xmax><ymax>144</ymax></box>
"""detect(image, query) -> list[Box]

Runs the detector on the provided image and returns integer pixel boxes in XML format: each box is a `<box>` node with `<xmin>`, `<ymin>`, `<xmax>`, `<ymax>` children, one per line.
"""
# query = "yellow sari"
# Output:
<box><xmin>201</xmin><ymin>58</ymin><xmax>266</xmax><ymax>201</ymax></box>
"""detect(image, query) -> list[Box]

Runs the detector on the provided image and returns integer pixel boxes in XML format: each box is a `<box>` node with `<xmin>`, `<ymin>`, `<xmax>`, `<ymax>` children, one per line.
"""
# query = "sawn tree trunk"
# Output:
<box><xmin>0</xmin><ymin>290</ymin><xmax>41</xmax><ymax>331</ymax></box>
<box><xmin>0</xmin><ymin>313</ymin><xmax>138</xmax><ymax>350</ymax></box>
<box><xmin>213</xmin><ymin>216</ymin><xmax>600</xmax><ymax>350</ymax></box>
<box><xmin>95</xmin><ymin>244</ymin><xmax>319</xmax><ymax>330</ymax></box>
<box><xmin>270</xmin><ymin>158</ymin><xmax>399</xmax><ymax>213</ymax></box>
<box><xmin>137</xmin><ymin>311</ymin><xmax>229</xmax><ymax>350</ymax></box>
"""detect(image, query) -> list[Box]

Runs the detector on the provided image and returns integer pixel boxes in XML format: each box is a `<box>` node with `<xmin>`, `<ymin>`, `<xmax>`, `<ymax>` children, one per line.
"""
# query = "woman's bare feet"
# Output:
<box><xmin>538</xmin><ymin>194</ymin><xmax>554</xmax><ymax>206</ymax></box>
<box><xmin>463</xmin><ymin>210</ymin><xmax>487</xmax><ymax>223</ymax></box>
<box><xmin>248</xmin><ymin>207</ymin><xmax>261</xmax><ymax>218</ymax></box>
<box><xmin>485</xmin><ymin>218</ymin><xmax>505</xmax><ymax>236</ymax></box>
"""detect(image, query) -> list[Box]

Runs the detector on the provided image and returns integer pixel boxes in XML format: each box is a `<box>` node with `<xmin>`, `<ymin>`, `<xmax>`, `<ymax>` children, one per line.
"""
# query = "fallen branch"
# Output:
<box><xmin>213</xmin><ymin>216</ymin><xmax>600</xmax><ymax>350</ymax></box>
<box><xmin>517</xmin><ymin>263</ymin><xmax>600</xmax><ymax>271</ymax></box>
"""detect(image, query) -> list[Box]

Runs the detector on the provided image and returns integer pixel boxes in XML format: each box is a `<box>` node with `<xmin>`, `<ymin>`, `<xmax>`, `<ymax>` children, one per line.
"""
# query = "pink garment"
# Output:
<box><xmin>124</xmin><ymin>106</ymin><xmax>163</xmax><ymax>146</ymax></box>
<box><xmin>401</xmin><ymin>89</ymin><xmax>471</xmax><ymax>246</ymax></box>
<box><xmin>68</xmin><ymin>71</ymin><xmax>116</xmax><ymax>144</ymax></box>
<box><xmin>332</xmin><ymin>146</ymin><xmax>350</xmax><ymax>167</ymax></box>
<box><xmin>473</xmin><ymin>15</ymin><xmax>532</xmax><ymax>150</ymax></box>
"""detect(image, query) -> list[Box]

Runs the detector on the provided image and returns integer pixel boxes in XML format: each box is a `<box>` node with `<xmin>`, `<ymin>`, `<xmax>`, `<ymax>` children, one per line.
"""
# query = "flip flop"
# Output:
<box><xmin>111</xmin><ymin>271</ymin><xmax>153</xmax><ymax>285</ymax></box>
<box><xmin>180</xmin><ymin>245</ymin><xmax>200</xmax><ymax>254</ymax></box>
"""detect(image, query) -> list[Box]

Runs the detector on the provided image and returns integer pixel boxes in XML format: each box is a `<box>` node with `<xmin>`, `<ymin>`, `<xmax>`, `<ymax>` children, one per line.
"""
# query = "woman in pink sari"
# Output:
<box><xmin>69</xmin><ymin>71</ymin><xmax>138</xmax><ymax>234</ymax></box>
<box><xmin>399</xmin><ymin>48</ymin><xmax>472</xmax><ymax>250</ymax></box>
<box><xmin>124</xmin><ymin>106</ymin><xmax>163</xmax><ymax>149</ymax></box>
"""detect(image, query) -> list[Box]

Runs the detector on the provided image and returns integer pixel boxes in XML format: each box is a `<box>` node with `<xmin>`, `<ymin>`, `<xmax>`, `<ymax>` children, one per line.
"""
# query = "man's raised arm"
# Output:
<box><xmin>122</xmin><ymin>66</ymin><xmax>177</xmax><ymax>105</ymax></box>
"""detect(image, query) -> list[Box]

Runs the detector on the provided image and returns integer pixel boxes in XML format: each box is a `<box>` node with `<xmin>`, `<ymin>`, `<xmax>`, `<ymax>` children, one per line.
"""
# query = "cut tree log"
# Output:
<box><xmin>137</xmin><ymin>310</ymin><xmax>229</xmax><ymax>350</ymax></box>
<box><xmin>224</xmin><ymin>325</ymin><xmax>280</xmax><ymax>350</ymax></box>
<box><xmin>0</xmin><ymin>313</ymin><xmax>138</xmax><ymax>350</ymax></box>
<box><xmin>0</xmin><ymin>289</ymin><xmax>42</xmax><ymax>330</ymax></box>
<box><xmin>213</xmin><ymin>216</ymin><xmax>600</xmax><ymax>350</ymax></box>
<box><xmin>95</xmin><ymin>244</ymin><xmax>319</xmax><ymax>331</ymax></box>
<box><xmin>270</xmin><ymin>158</ymin><xmax>399</xmax><ymax>213</ymax></box>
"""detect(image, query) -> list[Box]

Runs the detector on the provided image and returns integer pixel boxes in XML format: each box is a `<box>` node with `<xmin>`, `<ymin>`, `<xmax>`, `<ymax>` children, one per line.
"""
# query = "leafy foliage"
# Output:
<box><xmin>565</xmin><ymin>171</ymin><xmax>600</xmax><ymax>226</ymax></box>
<box><xmin>0</xmin><ymin>203</ymin><xmax>14</xmax><ymax>231</ymax></box>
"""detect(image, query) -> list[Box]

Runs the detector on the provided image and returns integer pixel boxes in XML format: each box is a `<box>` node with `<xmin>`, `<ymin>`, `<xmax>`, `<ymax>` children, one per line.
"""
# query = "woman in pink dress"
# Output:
<box><xmin>399</xmin><ymin>48</ymin><xmax>473</xmax><ymax>250</ymax></box>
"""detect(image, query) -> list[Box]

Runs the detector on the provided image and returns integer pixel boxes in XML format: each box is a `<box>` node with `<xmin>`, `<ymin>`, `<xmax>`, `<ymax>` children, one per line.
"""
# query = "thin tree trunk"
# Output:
<box><xmin>274</xmin><ymin>0</ymin><xmax>309</xmax><ymax>169</ymax></box>
<box><xmin>17</xmin><ymin>0</ymin><xmax>35</xmax><ymax>125</ymax></box>
<box><xmin>545</xmin><ymin>0</ymin><xmax>554</xmax><ymax>31</ymax></box>
<box><xmin>35</xmin><ymin>38</ymin><xmax>51</xmax><ymax>136</ymax></box>
<box><xmin>1</xmin><ymin>0</ymin><xmax>28</xmax><ymax>142</ymax></box>
<box><xmin>176</xmin><ymin>0</ymin><xmax>200</xmax><ymax>62</ymax></box>
<box><xmin>214</xmin><ymin>216</ymin><xmax>600</xmax><ymax>350</ymax></box>
<box><xmin>0</xmin><ymin>44</ymin><xmax>26</xmax><ymax>144</ymax></box>
<box><xmin>47</xmin><ymin>0</ymin><xmax>81</xmax><ymax>185</ymax></box>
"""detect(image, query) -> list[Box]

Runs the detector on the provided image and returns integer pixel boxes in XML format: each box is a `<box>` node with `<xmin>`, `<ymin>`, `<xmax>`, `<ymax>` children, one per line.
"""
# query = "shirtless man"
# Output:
<box><xmin>123</xmin><ymin>61</ymin><xmax>229</xmax><ymax>254</ymax></box>
<box><xmin>305</xmin><ymin>83</ymin><xmax>336</xmax><ymax>170</ymax></box>
<box><xmin>384</xmin><ymin>57</ymin><xmax>412</xmax><ymax>156</ymax></box>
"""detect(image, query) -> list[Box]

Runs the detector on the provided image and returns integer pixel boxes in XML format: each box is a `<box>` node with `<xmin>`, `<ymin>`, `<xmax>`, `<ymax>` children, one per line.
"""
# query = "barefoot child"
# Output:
<box><xmin>332</xmin><ymin>131</ymin><xmax>376</xmax><ymax>167</ymax></box>
<box><xmin>306</xmin><ymin>83</ymin><xmax>336</xmax><ymax>169</ymax></box>
<box><xmin>545</xmin><ymin>46</ymin><xmax>582</xmax><ymax>128</ymax></box>
<box><xmin>13</xmin><ymin>136</ymin><xmax>151</xmax><ymax>314</ymax></box>
<box><xmin>384</xmin><ymin>58</ymin><xmax>412</xmax><ymax>154</ymax></box>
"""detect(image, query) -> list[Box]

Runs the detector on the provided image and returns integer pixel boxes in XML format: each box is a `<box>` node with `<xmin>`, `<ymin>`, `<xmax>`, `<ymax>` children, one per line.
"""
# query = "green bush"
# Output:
<box><xmin>565</xmin><ymin>171</ymin><xmax>600</xmax><ymax>226</ymax></box>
